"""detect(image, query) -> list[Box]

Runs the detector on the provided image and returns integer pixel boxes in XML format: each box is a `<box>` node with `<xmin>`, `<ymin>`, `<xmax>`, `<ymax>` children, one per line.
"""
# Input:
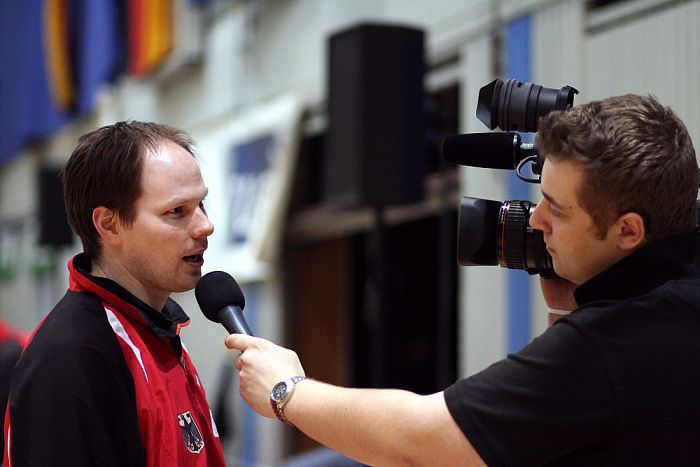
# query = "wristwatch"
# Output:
<box><xmin>270</xmin><ymin>376</ymin><xmax>306</xmax><ymax>426</ymax></box>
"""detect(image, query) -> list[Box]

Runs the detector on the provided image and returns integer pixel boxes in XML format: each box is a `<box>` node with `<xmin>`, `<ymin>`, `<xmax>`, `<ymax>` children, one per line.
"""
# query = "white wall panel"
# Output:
<box><xmin>585</xmin><ymin>0</ymin><xmax>700</xmax><ymax>146</ymax></box>
<box><xmin>458</xmin><ymin>35</ymin><xmax>510</xmax><ymax>376</ymax></box>
<box><xmin>533</xmin><ymin>0</ymin><xmax>585</xmax><ymax>97</ymax></box>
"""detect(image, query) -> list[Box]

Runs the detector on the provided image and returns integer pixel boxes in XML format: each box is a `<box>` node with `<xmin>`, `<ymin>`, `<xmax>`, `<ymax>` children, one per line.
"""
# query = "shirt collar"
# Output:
<box><xmin>574</xmin><ymin>231</ymin><xmax>698</xmax><ymax>306</ymax></box>
<box><xmin>72</xmin><ymin>254</ymin><xmax>190</xmax><ymax>338</ymax></box>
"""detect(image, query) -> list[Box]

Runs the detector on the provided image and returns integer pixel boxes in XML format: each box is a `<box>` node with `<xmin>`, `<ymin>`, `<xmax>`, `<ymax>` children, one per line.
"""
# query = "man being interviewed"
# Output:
<box><xmin>228</xmin><ymin>94</ymin><xmax>700</xmax><ymax>466</ymax></box>
<box><xmin>5</xmin><ymin>122</ymin><xmax>226</xmax><ymax>466</ymax></box>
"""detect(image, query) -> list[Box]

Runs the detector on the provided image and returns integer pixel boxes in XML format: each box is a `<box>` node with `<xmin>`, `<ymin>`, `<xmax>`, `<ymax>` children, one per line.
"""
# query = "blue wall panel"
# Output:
<box><xmin>505</xmin><ymin>16</ymin><xmax>533</xmax><ymax>353</ymax></box>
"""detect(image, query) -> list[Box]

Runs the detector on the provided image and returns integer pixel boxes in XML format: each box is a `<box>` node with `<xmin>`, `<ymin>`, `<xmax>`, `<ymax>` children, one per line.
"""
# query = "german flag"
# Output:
<box><xmin>0</xmin><ymin>0</ymin><xmax>173</xmax><ymax>164</ymax></box>
<box><xmin>127</xmin><ymin>0</ymin><xmax>173</xmax><ymax>77</ymax></box>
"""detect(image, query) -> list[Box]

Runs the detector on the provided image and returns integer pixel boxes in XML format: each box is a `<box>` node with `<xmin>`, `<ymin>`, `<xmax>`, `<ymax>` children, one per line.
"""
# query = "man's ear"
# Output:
<box><xmin>92</xmin><ymin>206</ymin><xmax>120</xmax><ymax>246</ymax></box>
<box><xmin>615</xmin><ymin>212</ymin><xmax>646</xmax><ymax>251</ymax></box>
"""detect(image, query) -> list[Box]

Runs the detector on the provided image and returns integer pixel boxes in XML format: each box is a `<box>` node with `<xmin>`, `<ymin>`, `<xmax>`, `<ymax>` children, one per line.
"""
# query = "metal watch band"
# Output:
<box><xmin>271</xmin><ymin>376</ymin><xmax>306</xmax><ymax>426</ymax></box>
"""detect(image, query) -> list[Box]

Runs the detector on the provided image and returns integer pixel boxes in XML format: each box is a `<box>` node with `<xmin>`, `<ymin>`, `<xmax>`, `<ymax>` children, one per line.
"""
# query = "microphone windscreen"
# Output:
<box><xmin>195</xmin><ymin>271</ymin><xmax>246</xmax><ymax>323</ymax></box>
<box><xmin>442</xmin><ymin>132</ymin><xmax>519</xmax><ymax>169</ymax></box>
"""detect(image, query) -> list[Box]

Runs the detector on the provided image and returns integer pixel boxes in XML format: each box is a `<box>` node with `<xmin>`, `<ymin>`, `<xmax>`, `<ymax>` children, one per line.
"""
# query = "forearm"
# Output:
<box><xmin>284</xmin><ymin>380</ymin><xmax>483</xmax><ymax>467</ymax></box>
<box><xmin>228</xmin><ymin>334</ymin><xmax>484</xmax><ymax>466</ymax></box>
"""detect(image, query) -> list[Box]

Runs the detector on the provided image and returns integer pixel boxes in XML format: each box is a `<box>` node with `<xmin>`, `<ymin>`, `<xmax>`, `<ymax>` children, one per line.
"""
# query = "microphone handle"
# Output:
<box><xmin>219</xmin><ymin>306</ymin><xmax>254</xmax><ymax>336</ymax></box>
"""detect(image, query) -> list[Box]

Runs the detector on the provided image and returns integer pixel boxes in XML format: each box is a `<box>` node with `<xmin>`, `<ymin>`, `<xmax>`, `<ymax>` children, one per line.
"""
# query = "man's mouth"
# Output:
<box><xmin>183</xmin><ymin>254</ymin><xmax>204</xmax><ymax>264</ymax></box>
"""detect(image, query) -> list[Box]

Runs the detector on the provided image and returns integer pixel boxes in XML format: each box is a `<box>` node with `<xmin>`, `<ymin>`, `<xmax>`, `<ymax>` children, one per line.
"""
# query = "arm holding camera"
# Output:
<box><xmin>226</xmin><ymin>334</ymin><xmax>486</xmax><ymax>467</ymax></box>
<box><xmin>540</xmin><ymin>277</ymin><xmax>578</xmax><ymax>326</ymax></box>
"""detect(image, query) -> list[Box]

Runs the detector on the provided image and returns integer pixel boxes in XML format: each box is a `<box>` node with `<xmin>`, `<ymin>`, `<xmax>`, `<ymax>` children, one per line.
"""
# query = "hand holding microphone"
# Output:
<box><xmin>195</xmin><ymin>271</ymin><xmax>305</xmax><ymax>420</ymax></box>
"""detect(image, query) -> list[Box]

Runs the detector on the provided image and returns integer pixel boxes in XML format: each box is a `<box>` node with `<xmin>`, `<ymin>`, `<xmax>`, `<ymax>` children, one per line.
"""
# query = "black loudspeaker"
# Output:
<box><xmin>325</xmin><ymin>23</ymin><xmax>425</xmax><ymax>206</ymax></box>
<box><xmin>38</xmin><ymin>168</ymin><xmax>74</xmax><ymax>247</ymax></box>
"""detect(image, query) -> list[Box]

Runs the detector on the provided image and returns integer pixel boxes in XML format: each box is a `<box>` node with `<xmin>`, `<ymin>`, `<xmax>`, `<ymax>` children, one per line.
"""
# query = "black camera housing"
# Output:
<box><xmin>447</xmin><ymin>78</ymin><xmax>578</xmax><ymax>277</ymax></box>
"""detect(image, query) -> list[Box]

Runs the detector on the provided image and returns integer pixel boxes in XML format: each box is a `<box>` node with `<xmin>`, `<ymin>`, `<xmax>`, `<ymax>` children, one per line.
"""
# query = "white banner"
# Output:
<box><xmin>195</xmin><ymin>94</ymin><xmax>303</xmax><ymax>283</ymax></box>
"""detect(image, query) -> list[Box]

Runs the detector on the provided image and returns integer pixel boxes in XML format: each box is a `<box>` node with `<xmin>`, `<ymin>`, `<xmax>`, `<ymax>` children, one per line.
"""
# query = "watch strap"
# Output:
<box><xmin>271</xmin><ymin>376</ymin><xmax>306</xmax><ymax>426</ymax></box>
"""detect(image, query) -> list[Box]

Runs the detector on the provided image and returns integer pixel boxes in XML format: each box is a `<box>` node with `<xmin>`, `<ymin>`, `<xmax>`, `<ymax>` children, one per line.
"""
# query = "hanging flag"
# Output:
<box><xmin>0</xmin><ymin>0</ymin><xmax>174</xmax><ymax>164</ymax></box>
<box><xmin>128</xmin><ymin>0</ymin><xmax>173</xmax><ymax>77</ymax></box>
<box><xmin>0</xmin><ymin>0</ymin><xmax>68</xmax><ymax>165</ymax></box>
<box><xmin>70</xmin><ymin>0</ymin><xmax>125</xmax><ymax>113</ymax></box>
<box><xmin>43</xmin><ymin>0</ymin><xmax>75</xmax><ymax>111</ymax></box>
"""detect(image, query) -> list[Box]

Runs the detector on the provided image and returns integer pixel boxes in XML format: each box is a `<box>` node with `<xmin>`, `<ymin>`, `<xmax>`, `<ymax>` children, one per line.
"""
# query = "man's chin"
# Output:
<box><xmin>550</xmin><ymin>265</ymin><xmax>578</xmax><ymax>284</ymax></box>
<box><xmin>550</xmin><ymin>262</ymin><xmax>566</xmax><ymax>280</ymax></box>
<box><xmin>173</xmin><ymin>275</ymin><xmax>202</xmax><ymax>293</ymax></box>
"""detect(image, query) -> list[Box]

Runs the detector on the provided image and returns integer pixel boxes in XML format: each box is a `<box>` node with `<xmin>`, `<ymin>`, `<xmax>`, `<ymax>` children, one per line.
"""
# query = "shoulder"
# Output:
<box><xmin>14</xmin><ymin>291</ymin><xmax>129</xmax><ymax>387</ymax></box>
<box><xmin>567</xmin><ymin>276</ymin><xmax>700</xmax><ymax>331</ymax></box>
<box><xmin>444</xmin><ymin>322</ymin><xmax>615</xmax><ymax>464</ymax></box>
<box><xmin>32</xmin><ymin>291</ymin><xmax>114</xmax><ymax>347</ymax></box>
<box><xmin>445</xmin><ymin>320</ymin><xmax>611</xmax><ymax>408</ymax></box>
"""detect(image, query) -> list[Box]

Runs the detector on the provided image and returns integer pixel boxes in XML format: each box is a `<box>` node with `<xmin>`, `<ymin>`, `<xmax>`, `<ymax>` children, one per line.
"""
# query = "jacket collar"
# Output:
<box><xmin>69</xmin><ymin>253</ymin><xmax>190</xmax><ymax>338</ymax></box>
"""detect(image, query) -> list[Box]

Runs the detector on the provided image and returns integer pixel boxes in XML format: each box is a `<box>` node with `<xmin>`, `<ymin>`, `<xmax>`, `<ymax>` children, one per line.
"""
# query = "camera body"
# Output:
<box><xmin>443</xmin><ymin>78</ymin><xmax>578</xmax><ymax>277</ymax></box>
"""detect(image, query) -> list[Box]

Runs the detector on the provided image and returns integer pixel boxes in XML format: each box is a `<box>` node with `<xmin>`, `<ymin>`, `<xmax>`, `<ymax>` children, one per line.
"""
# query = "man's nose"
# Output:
<box><xmin>529</xmin><ymin>200</ymin><xmax>547</xmax><ymax>231</ymax></box>
<box><xmin>193</xmin><ymin>208</ymin><xmax>215</xmax><ymax>238</ymax></box>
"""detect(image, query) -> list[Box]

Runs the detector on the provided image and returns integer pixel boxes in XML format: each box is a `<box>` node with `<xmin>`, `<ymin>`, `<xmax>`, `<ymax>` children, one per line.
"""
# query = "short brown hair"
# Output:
<box><xmin>61</xmin><ymin>121</ymin><xmax>196</xmax><ymax>260</ymax></box>
<box><xmin>536</xmin><ymin>94</ymin><xmax>698</xmax><ymax>239</ymax></box>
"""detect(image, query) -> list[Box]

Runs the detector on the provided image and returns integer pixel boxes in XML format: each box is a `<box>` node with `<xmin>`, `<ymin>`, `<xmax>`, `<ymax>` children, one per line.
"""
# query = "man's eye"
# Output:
<box><xmin>169</xmin><ymin>207</ymin><xmax>184</xmax><ymax>215</ymax></box>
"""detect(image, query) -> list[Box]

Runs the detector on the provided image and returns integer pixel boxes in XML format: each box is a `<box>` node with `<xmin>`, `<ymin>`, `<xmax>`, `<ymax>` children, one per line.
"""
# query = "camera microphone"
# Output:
<box><xmin>195</xmin><ymin>271</ymin><xmax>253</xmax><ymax>336</ymax></box>
<box><xmin>442</xmin><ymin>132</ymin><xmax>536</xmax><ymax>170</ymax></box>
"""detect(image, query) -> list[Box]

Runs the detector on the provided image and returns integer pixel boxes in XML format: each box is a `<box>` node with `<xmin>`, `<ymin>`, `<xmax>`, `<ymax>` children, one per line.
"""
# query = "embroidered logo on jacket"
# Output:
<box><xmin>178</xmin><ymin>411</ymin><xmax>205</xmax><ymax>454</ymax></box>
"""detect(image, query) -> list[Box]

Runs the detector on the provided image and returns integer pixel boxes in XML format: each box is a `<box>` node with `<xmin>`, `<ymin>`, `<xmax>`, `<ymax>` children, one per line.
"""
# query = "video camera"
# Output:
<box><xmin>442</xmin><ymin>78</ymin><xmax>578</xmax><ymax>277</ymax></box>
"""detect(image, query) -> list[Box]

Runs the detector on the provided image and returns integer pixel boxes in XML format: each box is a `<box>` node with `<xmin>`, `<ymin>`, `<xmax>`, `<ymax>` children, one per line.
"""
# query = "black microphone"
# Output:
<box><xmin>442</xmin><ymin>132</ymin><xmax>535</xmax><ymax>170</ymax></box>
<box><xmin>195</xmin><ymin>271</ymin><xmax>253</xmax><ymax>336</ymax></box>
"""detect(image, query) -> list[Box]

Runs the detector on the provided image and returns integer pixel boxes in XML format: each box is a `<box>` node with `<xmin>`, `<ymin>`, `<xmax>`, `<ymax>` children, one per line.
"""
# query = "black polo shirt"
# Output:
<box><xmin>445</xmin><ymin>232</ymin><xmax>700</xmax><ymax>466</ymax></box>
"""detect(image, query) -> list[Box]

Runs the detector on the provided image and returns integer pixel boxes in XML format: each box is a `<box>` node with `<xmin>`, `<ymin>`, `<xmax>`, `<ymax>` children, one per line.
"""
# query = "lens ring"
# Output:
<box><xmin>498</xmin><ymin>201</ymin><xmax>528</xmax><ymax>269</ymax></box>
<box><xmin>497</xmin><ymin>199</ymin><xmax>556</xmax><ymax>276</ymax></box>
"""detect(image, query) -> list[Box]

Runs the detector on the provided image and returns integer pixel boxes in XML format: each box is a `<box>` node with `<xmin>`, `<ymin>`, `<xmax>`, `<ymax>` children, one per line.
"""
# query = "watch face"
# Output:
<box><xmin>271</xmin><ymin>381</ymin><xmax>288</xmax><ymax>403</ymax></box>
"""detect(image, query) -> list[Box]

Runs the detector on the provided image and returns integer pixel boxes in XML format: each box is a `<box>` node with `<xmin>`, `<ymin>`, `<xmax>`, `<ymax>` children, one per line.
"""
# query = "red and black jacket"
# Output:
<box><xmin>0</xmin><ymin>319</ymin><xmax>28</xmax><ymax>456</ymax></box>
<box><xmin>4</xmin><ymin>254</ymin><xmax>226</xmax><ymax>466</ymax></box>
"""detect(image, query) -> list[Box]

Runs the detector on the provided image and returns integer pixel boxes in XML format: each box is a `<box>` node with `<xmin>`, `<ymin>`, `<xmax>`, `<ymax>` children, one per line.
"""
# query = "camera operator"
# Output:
<box><xmin>227</xmin><ymin>93</ymin><xmax>700</xmax><ymax>466</ymax></box>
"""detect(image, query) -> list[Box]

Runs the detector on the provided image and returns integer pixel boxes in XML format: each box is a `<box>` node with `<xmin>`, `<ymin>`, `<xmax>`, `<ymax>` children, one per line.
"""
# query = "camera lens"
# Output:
<box><xmin>497</xmin><ymin>200</ymin><xmax>555</xmax><ymax>277</ymax></box>
<box><xmin>477</xmin><ymin>78</ymin><xmax>578</xmax><ymax>133</ymax></box>
<box><xmin>456</xmin><ymin>197</ymin><xmax>555</xmax><ymax>277</ymax></box>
